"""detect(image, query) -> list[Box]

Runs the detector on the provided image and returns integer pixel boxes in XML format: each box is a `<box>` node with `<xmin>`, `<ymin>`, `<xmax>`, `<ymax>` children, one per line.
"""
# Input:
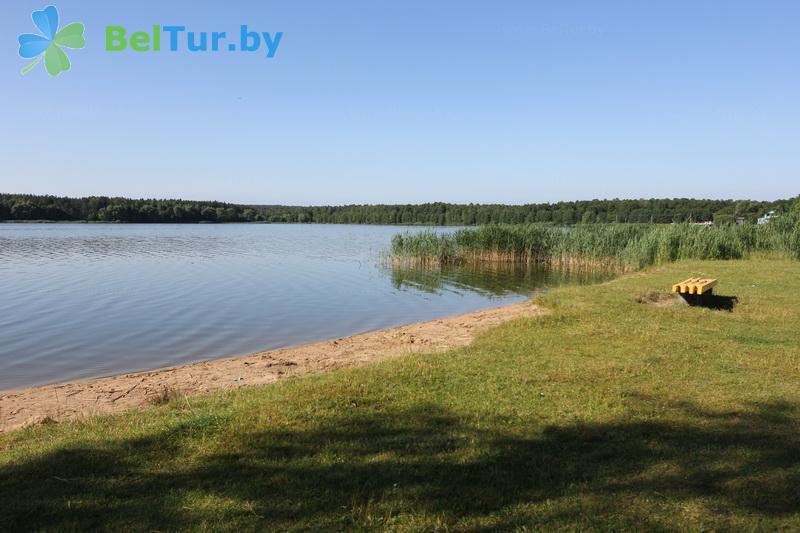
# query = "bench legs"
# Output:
<box><xmin>676</xmin><ymin>289</ymin><xmax>712</xmax><ymax>306</ymax></box>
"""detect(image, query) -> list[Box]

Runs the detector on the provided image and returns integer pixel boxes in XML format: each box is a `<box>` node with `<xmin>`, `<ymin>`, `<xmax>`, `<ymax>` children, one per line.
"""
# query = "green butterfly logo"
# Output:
<box><xmin>18</xmin><ymin>5</ymin><xmax>86</xmax><ymax>76</ymax></box>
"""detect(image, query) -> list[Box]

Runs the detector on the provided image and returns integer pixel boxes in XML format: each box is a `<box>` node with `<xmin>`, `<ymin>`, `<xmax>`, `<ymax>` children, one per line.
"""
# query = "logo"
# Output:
<box><xmin>18</xmin><ymin>5</ymin><xmax>85</xmax><ymax>77</ymax></box>
<box><xmin>105</xmin><ymin>26</ymin><xmax>283</xmax><ymax>57</ymax></box>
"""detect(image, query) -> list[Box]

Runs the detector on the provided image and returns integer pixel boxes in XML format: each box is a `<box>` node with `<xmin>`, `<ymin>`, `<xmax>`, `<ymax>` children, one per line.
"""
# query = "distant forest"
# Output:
<box><xmin>0</xmin><ymin>193</ymin><xmax>796</xmax><ymax>225</ymax></box>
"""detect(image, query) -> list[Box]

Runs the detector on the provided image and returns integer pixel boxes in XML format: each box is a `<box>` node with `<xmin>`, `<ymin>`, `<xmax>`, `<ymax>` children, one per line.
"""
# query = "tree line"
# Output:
<box><xmin>0</xmin><ymin>194</ymin><xmax>796</xmax><ymax>225</ymax></box>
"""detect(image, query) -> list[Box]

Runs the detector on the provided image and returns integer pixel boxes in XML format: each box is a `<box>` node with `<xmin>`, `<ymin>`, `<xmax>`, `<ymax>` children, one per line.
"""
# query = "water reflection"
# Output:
<box><xmin>389</xmin><ymin>262</ymin><xmax>613</xmax><ymax>297</ymax></box>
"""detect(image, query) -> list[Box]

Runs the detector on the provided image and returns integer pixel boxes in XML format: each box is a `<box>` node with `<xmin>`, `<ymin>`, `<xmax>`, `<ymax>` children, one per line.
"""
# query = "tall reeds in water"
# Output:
<box><xmin>391</xmin><ymin>216</ymin><xmax>800</xmax><ymax>272</ymax></box>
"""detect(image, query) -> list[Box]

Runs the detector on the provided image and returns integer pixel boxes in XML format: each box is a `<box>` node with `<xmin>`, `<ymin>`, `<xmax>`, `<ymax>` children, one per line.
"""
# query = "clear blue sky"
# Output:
<box><xmin>1</xmin><ymin>1</ymin><xmax>798</xmax><ymax>204</ymax></box>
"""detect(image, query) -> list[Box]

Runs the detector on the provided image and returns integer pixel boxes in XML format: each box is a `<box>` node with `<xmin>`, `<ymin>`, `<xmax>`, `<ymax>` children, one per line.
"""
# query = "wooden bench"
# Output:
<box><xmin>671</xmin><ymin>278</ymin><xmax>717</xmax><ymax>296</ymax></box>
<box><xmin>672</xmin><ymin>278</ymin><xmax>718</xmax><ymax>306</ymax></box>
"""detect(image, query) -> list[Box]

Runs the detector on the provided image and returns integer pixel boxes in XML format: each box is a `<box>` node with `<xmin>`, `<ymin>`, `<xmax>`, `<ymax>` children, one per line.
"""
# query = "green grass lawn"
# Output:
<box><xmin>2</xmin><ymin>259</ymin><xmax>799</xmax><ymax>531</ymax></box>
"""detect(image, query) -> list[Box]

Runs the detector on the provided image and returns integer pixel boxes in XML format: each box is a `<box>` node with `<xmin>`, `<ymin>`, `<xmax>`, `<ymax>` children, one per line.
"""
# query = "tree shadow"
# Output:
<box><xmin>1</xmin><ymin>399</ymin><xmax>798</xmax><ymax>530</ymax></box>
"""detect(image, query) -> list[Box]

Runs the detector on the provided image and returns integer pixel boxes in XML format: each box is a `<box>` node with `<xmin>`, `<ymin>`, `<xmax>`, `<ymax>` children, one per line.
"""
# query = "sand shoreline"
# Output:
<box><xmin>0</xmin><ymin>300</ymin><xmax>542</xmax><ymax>433</ymax></box>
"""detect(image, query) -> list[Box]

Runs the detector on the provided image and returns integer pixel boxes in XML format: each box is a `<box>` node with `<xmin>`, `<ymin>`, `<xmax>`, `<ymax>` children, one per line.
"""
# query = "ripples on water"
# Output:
<box><xmin>0</xmin><ymin>224</ymin><xmax>607</xmax><ymax>390</ymax></box>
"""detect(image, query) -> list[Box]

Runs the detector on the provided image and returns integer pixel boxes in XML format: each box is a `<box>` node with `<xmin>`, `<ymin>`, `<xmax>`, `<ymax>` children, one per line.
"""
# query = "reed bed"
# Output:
<box><xmin>391</xmin><ymin>216</ymin><xmax>800</xmax><ymax>272</ymax></box>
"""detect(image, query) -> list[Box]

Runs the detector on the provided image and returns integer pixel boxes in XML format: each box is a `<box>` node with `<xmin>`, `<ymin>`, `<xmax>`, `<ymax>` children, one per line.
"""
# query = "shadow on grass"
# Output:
<box><xmin>1</xmin><ymin>399</ymin><xmax>798</xmax><ymax>530</ymax></box>
<box><xmin>680</xmin><ymin>293</ymin><xmax>739</xmax><ymax>311</ymax></box>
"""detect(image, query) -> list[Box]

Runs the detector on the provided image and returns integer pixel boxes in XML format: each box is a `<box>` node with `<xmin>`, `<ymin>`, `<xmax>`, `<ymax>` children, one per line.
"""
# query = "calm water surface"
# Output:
<box><xmin>0</xmin><ymin>224</ymin><xmax>604</xmax><ymax>390</ymax></box>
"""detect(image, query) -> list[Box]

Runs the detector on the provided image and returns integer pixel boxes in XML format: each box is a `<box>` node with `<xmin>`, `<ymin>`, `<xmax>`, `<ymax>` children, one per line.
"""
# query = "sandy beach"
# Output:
<box><xmin>0</xmin><ymin>300</ymin><xmax>541</xmax><ymax>433</ymax></box>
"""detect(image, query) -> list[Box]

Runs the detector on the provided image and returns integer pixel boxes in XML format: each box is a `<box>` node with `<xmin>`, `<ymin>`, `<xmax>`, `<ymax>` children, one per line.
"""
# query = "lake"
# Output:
<box><xmin>0</xmin><ymin>224</ymin><xmax>604</xmax><ymax>391</ymax></box>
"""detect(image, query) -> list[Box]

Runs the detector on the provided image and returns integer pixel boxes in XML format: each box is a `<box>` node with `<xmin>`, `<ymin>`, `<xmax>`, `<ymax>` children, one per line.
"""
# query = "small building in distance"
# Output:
<box><xmin>758</xmin><ymin>210</ymin><xmax>777</xmax><ymax>225</ymax></box>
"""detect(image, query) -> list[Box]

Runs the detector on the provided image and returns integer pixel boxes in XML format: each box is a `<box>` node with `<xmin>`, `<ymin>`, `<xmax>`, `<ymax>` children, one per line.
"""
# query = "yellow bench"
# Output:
<box><xmin>671</xmin><ymin>277</ymin><xmax>717</xmax><ymax>296</ymax></box>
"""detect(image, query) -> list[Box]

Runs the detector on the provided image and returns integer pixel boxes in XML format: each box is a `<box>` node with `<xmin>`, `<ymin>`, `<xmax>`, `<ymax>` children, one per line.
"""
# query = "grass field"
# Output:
<box><xmin>2</xmin><ymin>259</ymin><xmax>799</xmax><ymax>531</ymax></box>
